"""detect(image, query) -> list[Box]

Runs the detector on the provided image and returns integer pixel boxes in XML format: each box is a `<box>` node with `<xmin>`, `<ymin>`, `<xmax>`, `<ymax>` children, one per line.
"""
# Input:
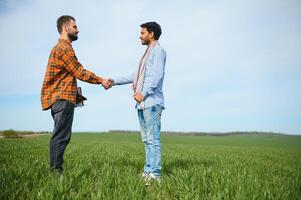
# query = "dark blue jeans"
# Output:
<box><xmin>50</xmin><ymin>100</ymin><xmax>74</xmax><ymax>173</ymax></box>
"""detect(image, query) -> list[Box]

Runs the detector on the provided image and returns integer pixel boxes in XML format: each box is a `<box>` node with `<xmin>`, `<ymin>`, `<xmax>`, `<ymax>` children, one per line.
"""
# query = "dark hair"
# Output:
<box><xmin>57</xmin><ymin>15</ymin><xmax>75</xmax><ymax>34</ymax></box>
<box><xmin>140</xmin><ymin>22</ymin><xmax>162</xmax><ymax>40</ymax></box>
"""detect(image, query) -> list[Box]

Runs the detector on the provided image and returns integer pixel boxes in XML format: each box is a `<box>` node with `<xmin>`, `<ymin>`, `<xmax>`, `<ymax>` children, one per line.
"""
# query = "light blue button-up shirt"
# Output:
<box><xmin>113</xmin><ymin>43</ymin><xmax>166</xmax><ymax>110</ymax></box>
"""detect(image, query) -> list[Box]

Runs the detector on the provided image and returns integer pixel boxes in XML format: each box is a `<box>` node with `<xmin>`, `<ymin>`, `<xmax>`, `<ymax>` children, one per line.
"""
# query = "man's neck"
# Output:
<box><xmin>60</xmin><ymin>34</ymin><xmax>72</xmax><ymax>43</ymax></box>
<box><xmin>148</xmin><ymin>39</ymin><xmax>157</xmax><ymax>47</ymax></box>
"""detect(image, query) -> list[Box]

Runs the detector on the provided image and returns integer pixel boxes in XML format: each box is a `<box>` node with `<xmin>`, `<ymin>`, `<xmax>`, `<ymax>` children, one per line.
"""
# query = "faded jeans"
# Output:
<box><xmin>50</xmin><ymin>100</ymin><xmax>74</xmax><ymax>173</ymax></box>
<box><xmin>137</xmin><ymin>104</ymin><xmax>163</xmax><ymax>177</ymax></box>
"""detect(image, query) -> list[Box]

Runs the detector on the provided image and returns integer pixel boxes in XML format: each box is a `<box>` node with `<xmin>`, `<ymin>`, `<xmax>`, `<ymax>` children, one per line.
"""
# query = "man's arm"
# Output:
<box><xmin>102</xmin><ymin>73</ymin><xmax>134</xmax><ymax>90</ymax></box>
<box><xmin>61</xmin><ymin>47</ymin><xmax>103</xmax><ymax>84</ymax></box>
<box><xmin>112</xmin><ymin>73</ymin><xmax>134</xmax><ymax>86</ymax></box>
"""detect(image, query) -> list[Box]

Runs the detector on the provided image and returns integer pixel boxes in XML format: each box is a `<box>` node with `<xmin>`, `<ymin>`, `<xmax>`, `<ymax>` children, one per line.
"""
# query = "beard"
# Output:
<box><xmin>68</xmin><ymin>32</ymin><xmax>78</xmax><ymax>41</ymax></box>
<box><xmin>141</xmin><ymin>40</ymin><xmax>149</xmax><ymax>45</ymax></box>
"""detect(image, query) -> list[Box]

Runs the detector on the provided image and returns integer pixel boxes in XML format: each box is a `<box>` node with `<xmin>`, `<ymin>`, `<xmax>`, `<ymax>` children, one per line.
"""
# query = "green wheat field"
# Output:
<box><xmin>1</xmin><ymin>132</ymin><xmax>301</xmax><ymax>199</ymax></box>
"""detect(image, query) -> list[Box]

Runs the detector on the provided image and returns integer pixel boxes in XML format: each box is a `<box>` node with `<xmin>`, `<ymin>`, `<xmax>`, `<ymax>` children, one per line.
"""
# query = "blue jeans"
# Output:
<box><xmin>137</xmin><ymin>104</ymin><xmax>163</xmax><ymax>177</ymax></box>
<box><xmin>50</xmin><ymin>100</ymin><xmax>74</xmax><ymax>173</ymax></box>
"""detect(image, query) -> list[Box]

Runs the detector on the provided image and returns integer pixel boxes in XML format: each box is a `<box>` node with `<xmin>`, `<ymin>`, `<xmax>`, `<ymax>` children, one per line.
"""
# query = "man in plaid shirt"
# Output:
<box><xmin>41</xmin><ymin>15</ymin><xmax>108</xmax><ymax>174</ymax></box>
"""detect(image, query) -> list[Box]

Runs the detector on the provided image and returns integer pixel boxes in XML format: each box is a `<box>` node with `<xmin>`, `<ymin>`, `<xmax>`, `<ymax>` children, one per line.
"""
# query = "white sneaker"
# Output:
<box><xmin>141</xmin><ymin>172</ymin><xmax>149</xmax><ymax>178</ymax></box>
<box><xmin>145</xmin><ymin>173</ymin><xmax>160</xmax><ymax>186</ymax></box>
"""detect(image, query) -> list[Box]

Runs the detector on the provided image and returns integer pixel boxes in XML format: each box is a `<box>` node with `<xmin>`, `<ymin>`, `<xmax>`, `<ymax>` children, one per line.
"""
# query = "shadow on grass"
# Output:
<box><xmin>162</xmin><ymin>158</ymin><xmax>215</xmax><ymax>176</ymax></box>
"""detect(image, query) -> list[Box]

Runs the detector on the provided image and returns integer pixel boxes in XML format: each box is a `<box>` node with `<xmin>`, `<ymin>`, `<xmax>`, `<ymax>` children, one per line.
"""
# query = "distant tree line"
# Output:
<box><xmin>0</xmin><ymin>129</ymin><xmax>286</xmax><ymax>138</ymax></box>
<box><xmin>108</xmin><ymin>130</ymin><xmax>284</xmax><ymax>136</ymax></box>
<box><xmin>0</xmin><ymin>129</ymin><xmax>49</xmax><ymax>138</ymax></box>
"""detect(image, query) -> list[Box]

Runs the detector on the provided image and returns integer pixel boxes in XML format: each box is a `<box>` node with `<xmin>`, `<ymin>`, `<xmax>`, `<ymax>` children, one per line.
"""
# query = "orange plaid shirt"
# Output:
<box><xmin>41</xmin><ymin>39</ymin><xmax>102</xmax><ymax>110</ymax></box>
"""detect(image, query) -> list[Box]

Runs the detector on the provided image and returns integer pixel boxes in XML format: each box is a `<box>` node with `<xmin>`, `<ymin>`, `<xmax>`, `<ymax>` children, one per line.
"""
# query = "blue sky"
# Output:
<box><xmin>0</xmin><ymin>0</ymin><xmax>300</xmax><ymax>134</ymax></box>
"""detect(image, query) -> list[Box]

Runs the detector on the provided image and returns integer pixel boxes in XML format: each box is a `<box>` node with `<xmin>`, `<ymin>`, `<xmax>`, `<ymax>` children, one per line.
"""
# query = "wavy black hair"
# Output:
<box><xmin>140</xmin><ymin>22</ymin><xmax>162</xmax><ymax>40</ymax></box>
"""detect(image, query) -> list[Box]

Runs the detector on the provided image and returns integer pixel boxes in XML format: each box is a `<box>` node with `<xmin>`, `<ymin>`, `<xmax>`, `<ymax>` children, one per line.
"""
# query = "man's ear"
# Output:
<box><xmin>62</xmin><ymin>24</ymin><xmax>68</xmax><ymax>33</ymax></box>
<box><xmin>150</xmin><ymin>31</ymin><xmax>155</xmax><ymax>39</ymax></box>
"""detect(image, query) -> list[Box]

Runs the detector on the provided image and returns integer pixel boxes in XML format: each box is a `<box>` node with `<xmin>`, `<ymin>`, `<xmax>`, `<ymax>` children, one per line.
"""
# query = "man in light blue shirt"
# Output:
<box><xmin>105</xmin><ymin>22</ymin><xmax>166</xmax><ymax>184</ymax></box>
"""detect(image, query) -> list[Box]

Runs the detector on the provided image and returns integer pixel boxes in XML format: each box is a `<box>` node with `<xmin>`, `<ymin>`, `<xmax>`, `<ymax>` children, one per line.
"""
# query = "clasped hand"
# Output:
<box><xmin>102</xmin><ymin>79</ymin><xmax>114</xmax><ymax>90</ymax></box>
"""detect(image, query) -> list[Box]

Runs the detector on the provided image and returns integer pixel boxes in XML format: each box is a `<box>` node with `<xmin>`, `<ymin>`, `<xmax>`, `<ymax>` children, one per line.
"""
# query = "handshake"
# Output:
<box><xmin>100</xmin><ymin>78</ymin><xmax>144</xmax><ymax>103</ymax></box>
<box><xmin>102</xmin><ymin>78</ymin><xmax>114</xmax><ymax>90</ymax></box>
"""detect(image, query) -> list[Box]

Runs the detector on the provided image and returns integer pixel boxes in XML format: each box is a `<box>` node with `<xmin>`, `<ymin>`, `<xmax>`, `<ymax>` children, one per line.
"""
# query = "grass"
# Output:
<box><xmin>0</xmin><ymin>132</ymin><xmax>301</xmax><ymax>199</ymax></box>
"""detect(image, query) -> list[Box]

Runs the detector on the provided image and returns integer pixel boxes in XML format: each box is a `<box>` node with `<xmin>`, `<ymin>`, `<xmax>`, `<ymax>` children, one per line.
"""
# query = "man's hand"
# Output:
<box><xmin>102</xmin><ymin>78</ymin><xmax>114</xmax><ymax>90</ymax></box>
<box><xmin>133</xmin><ymin>92</ymin><xmax>144</xmax><ymax>103</ymax></box>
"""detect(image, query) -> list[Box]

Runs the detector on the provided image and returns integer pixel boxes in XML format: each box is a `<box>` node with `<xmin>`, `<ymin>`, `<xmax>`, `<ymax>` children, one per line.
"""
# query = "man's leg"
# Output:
<box><xmin>50</xmin><ymin>100</ymin><xmax>74</xmax><ymax>173</ymax></box>
<box><xmin>141</xmin><ymin>105</ymin><xmax>163</xmax><ymax>178</ymax></box>
<box><xmin>138</xmin><ymin>109</ymin><xmax>151</xmax><ymax>174</ymax></box>
<box><xmin>152</xmin><ymin>105</ymin><xmax>163</xmax><ymax>177</ymax></box>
